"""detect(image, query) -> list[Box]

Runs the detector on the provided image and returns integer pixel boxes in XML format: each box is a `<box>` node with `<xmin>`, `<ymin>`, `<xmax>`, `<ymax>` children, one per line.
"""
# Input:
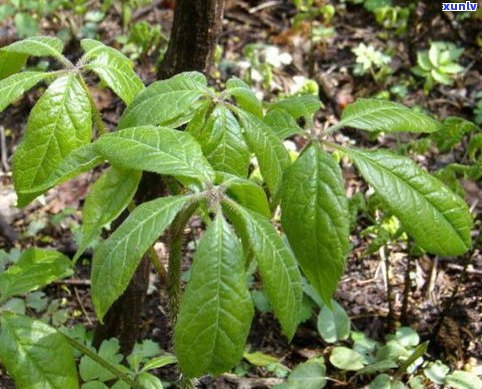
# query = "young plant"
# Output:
<box><xmin>352</xmin><ymin>43</ymin><xmax>392</xmax><ymax>82</ymax></box>
<box><xmin>0</xmin><ymin>37</ymin><xmax>475</xmax><ymax>387</ymax></box>
<box><xmin>412</xmin><ymin>41</ymin><xmax>464</xmax><ymax>93</ymax></box>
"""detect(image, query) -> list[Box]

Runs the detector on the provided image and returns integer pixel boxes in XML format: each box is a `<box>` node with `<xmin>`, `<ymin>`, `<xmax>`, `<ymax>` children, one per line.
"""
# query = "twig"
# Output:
<box><xmin>53</xmin><ymin>278</ymin><xmax>91</xmax><ymax>286</ymax></box>
<box><xmin>249</xmin><ymin>1</ymin><xmax>281</xmax><ymax>14</ymax></box>
<box><xmin>380</xmin><ymin>245</ymin><xmax>396</xmax><ymax>330</ymax></box>
<box><xmin>0</xmin><ymin>125</ymin><xmax>9</xmax><ymax>171</ymax></box>
<box><xmin>74</xmin><ymin>287</ymin><xmax>93</xmax><ymax>325</ymax></box>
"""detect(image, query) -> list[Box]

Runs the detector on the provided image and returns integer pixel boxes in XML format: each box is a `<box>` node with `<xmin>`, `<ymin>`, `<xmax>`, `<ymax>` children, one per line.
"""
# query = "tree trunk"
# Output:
<box><xmin>93</xmin><ymin>0</ymin><xmax>225</xmax><ymax>355</ymax></box>
<box><xmin>158</xmin><ymin>0</ymin><xmax>225</xmax><ymax>79</ymax></box>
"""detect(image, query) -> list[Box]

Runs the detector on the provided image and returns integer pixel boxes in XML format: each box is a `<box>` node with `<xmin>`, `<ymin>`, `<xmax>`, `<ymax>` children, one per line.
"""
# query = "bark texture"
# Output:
<box><xmin>158</xmin><ymin>0</ymin><xmax>225</xmax><ymax>78</ymax></box>
<box><xmin>93</xmin><ymin>0</ymin><xmax>225</xmax><ymax>355</ymax></box>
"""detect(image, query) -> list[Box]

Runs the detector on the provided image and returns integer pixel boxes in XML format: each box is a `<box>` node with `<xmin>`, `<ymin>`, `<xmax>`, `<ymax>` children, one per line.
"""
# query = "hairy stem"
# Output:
<box><xmin>167</xmin><ymin>202</ymin><xmax>201</xmax><ymax>322</ymax></box>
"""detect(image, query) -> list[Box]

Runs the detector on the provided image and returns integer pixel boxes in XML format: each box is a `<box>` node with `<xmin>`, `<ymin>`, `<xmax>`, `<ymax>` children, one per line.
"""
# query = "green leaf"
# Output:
<box><xmin>24</xmin><ymin>143</ymin><xmax>103</xmax><ymax>194</ymax></box>
<box><xmin>91</xmin><ymin>195</ymin><xmax>194</xmax><ymax>320</ymax></box>
<box><xmin>369</xmin><ymin>374</ymin><xmax>405</xmax><ymax>389</ymax></box>
<box><xmin>0</xmin><ymin>71</ymin><xmax>47</xmax><ymax>112</ymax></box>
<box><xmin>79</xmin><ymin>338</ymin><xmax>123</xmax><ymax>382</ymax></box>
<box><xmin>270</xmin><ymin>95</ymin><xmax>321</xmax><ymax>123</ymax></box>
<box><xmin>329</xmin><ymin>347</ymin><xmax>365</xmax><ymax>371</ymax></box>
<box><xmin>0</xmin><ymin>248</ymin><xmax>73</xmax><ymax>301</ymax></box>
<box><xmin>236</xmin><ymin>110</ymin><xmax>290</xmax><ymax>198</ymax></box>
<box><xmin>244</xmin><ymin>351</ymin><xmax>279</xmax><ymax>366</ymax></box>
<box><xmin>135</xmin><ymin>373</ymin><xmax>163</xmax><ymax>389</ymax></box>
<box><xmin>356</xmin><ymin>360</ymin><xmax>398</xmax><ymax>375</ymax></box>
<box><xmin>282</xmin><ymin>358</ymin><xmax>327</xmax><ymax>389</ymax></box>
<box><xmin>0</xmin><ymin>312</ymin><xmax>79</xmax><ymax>389</ymax></box>
<box><xmin>81</xmin><ymin>39</ymin><xmax>133</xmax><ymax>63</ymax></box>
<box><xmin>264</xmin><ymin>109</ymin><xmax>303</xmax><ymax>139</ymax></box>
<box><xmin>1</xmin><ymin>36</ymin><xmax>65</xmax><ymax>62</ymax></box>
<box><xmin>14</xmin><ymin>13</ymin><xmax>39</xmax><ymax>38</ymax></box>
<box><xmin>0</xmin><ymin>51</ymin><xmax>27</xmax><ymax>80</ymax></box>
<box><xmin>77</xmin><ymin>167</ymin><xmax>142</xmax><ymax>258</ymax></box>
<box><xmin>445</xmin><ymin>370</ymin><xmax>482</xmax><ymax>389</ymax></box>
<box><xmin>13</xmin><ymin>75</ymin><xmax>92</xmax><ymax>207</ymax></box>
<box><xmin>93</xmin><ymin>126</ymin><xmax>214</xmax><ymax>184</ymax></box>
<box><xmin>118</xmin><ymin>72</ymin><xmax>207</xmax><ymax>129</ymax></box>
<box><xmin>175</xmin><ymin>214</ymin><xmax>254</xmax><ymax>377</ymax></box>
<box><xmin>281</xmin><ymin>144</ymin><xmax>350</xmax><ymax>304</ymax></box>
<box><xmin>191</xmin><ymin>105</ymin><xmax>250</xmax><ymax>177</ymax></box>
<box><xmin>424</xmin><ymin>361</ymin><xmax>450</xmax><ymax>385</ymax></box>
<box><xmin>217</xmin><ymin>172</ymin><xmax>271</xmax><ymax>218</ymax></box>
<box><xmin>223</xmin><ymin>200</ymin><xmax>302</xmax><ymax>339</ymax></box>
<box><xmin>333</xmin><ymin>99</ymin><xmax>441</xmax><ymax>133</ymax></box>
<box><xmin>316</xmin><ymin>300</ymin><xmax>351</xmax><ymax>343</ymax></box>
<box><xmin>344</xmin><ymin>147</ymin><xmax>472</xmax><ymax>255</ymax></box>
<box><xmin>86</xmin><ymin>52</ymin><xmax>144</xmax><ymax>105</ymax></box>
<box><xmin>141</xmin><ymin>355</ymin><xmax>177</xmax><ymax>372</ymax></box>
<box><xmin>226</xmin><ymin>77</ymin><xmax>263</xmax><ymax>118</ymax></box>
<box><xmin>431</xmin><ymin>117</ymin><xmax>479</xmax><ymax>153</ymax></box>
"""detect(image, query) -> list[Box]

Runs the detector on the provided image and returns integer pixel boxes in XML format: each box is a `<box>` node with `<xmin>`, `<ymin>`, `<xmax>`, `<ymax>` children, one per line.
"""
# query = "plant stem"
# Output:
<box><xmin>167</xmin><ymin>202</ymin><xmax>200</xmax><ymax>322</ymax></box>
<box><xmin>60</xmin><ymin>331</ymin><xmax>142</xmax><ymax>389</ymax></box>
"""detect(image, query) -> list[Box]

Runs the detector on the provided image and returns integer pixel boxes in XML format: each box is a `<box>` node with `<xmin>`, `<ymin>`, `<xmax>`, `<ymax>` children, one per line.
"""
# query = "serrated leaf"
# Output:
<box><xmin>333</xmin><ymin>99</ymin><xmax>441</xmax><ymax>133</ymax></box>
<box><xmin>329</xmin><ymin>347</ymin><xmax>364</xmax><ymax>371</ymax></box>
<box><xmin>431</xmin><ymin>116</ymin><xmax>478</xmax><ymax>153</ymax></box>
<box><xmin>283</xmin><ymin>358</ymin><xmax>327</xmax><ymax>389</ymax></box>
<box><xmin>79</xmin><ymin>338</ymin><xmax>123</xmax><ymax>382</ymax></box>
<box><xmin>192</xmin><ymin>105</ymin><xmax>250</xmax><ymax>176</ymax></box>
<box><xmin>223</xmin><ymin>200</ymin><xmax>302</xmax><ymax>339</ymax></box>
<box><xmin>316</xmin><ymin>300</ymin><xmax>351</xmax><ymax>343</ymax></box>
<box><xmin>0</xmin><ymin>312</ymin><xmax>79</xmax><ymax>389</ymax></box>
<box><xmin>93</xmin><ymin>126</ymin><xmax>214</xmax><ymax>184</ymax></box>
<box><xmin>118</xmin><ymin>72</ymin><xmax>207</xmax><ymax>129</ymax></box>
<box><xmin>77</xmin><ymin>167</ymin><xmax>141</xmax><ymax>258</ymax></box>
<box><xmin>81</xmin><ymin>39</ymin><xmax>132</xmax><ymax>63</ymax></box>
<box><xmin>236</xmin><ymin>110</ymin><xmax>290</xmax><ymax>198</ymax></box>
<box><xmin>270</xmin><ymin>95</ymin><xmax>321</xmax><ymax>122</ymax></box>
<box><xmin>24</xmin><ymin>143</ymin><xmax>103</xmax><ymax>194</ymax></box>
<box><xmin>175</xmin><ymin>214</ymin><xmax>254</xmax><ymax>377</ymax></box>
<box><xmin>344</xmin><ymin>147</ymin><xmax>472</xmax><ymax>255</ymax></box>
<box><xmin>0</xmin><ymin>71</ymin><xmax>47</xmax><ymax>112</ymax></box>
<box><xmin>1</xmin><ymin>36</ymin><xmax>65</xmax><ymax>62</ymax></box>
<box><xmin>217</xmin><ymin>172</ymin><xmax>271</xmax><ymax>218</ymax></box>
<box><xmin>86</xmin><ymin>53</ymin><xmax>144</xmax><ymax>105</ymax></box>
<box><xmin>264</xmin><ymin>109</ymin><xmax>303</xmax><ymax>139</ymax></box>
<box><xmin>281</xmin><ymin>144</ymin><xmax>349</xmax><ymax>304</ymax></box>
<box><xmin>91</xmin><ymin>195</ymin><xmax>194</xmax><ymax>320</ymax></box>
<box><xmin>226</xmin><ymin>77</ymin><xmax>263</xmax><ymax>118</ymax></box>
<box><xmin>0</xmin><ymin>51</ymin><xmax>27</xmax><ymax>80</ymax></box>
<box><xmin>0</xmin><ymin>248</ymin><xmax>73</xmax><ymax>301</ymax></box>
<box><xmin>13</xmin><ymin>75</ymin><xmax>92</xmax><ymax>207</ymax></box>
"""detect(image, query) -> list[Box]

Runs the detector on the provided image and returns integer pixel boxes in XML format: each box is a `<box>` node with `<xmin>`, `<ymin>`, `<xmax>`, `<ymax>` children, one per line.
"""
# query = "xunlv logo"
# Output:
<box><xmin>442</xmin><ymin>1</ymin><xmax>478</xmax><ymax>11</ymax></box>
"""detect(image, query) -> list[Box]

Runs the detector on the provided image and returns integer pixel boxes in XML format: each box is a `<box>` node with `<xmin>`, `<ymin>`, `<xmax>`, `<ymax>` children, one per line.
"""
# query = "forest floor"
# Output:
<box><xmin>0</xmin><ymin>1</ymin><xmax>481</xmax><ymax>388</ymax></box>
